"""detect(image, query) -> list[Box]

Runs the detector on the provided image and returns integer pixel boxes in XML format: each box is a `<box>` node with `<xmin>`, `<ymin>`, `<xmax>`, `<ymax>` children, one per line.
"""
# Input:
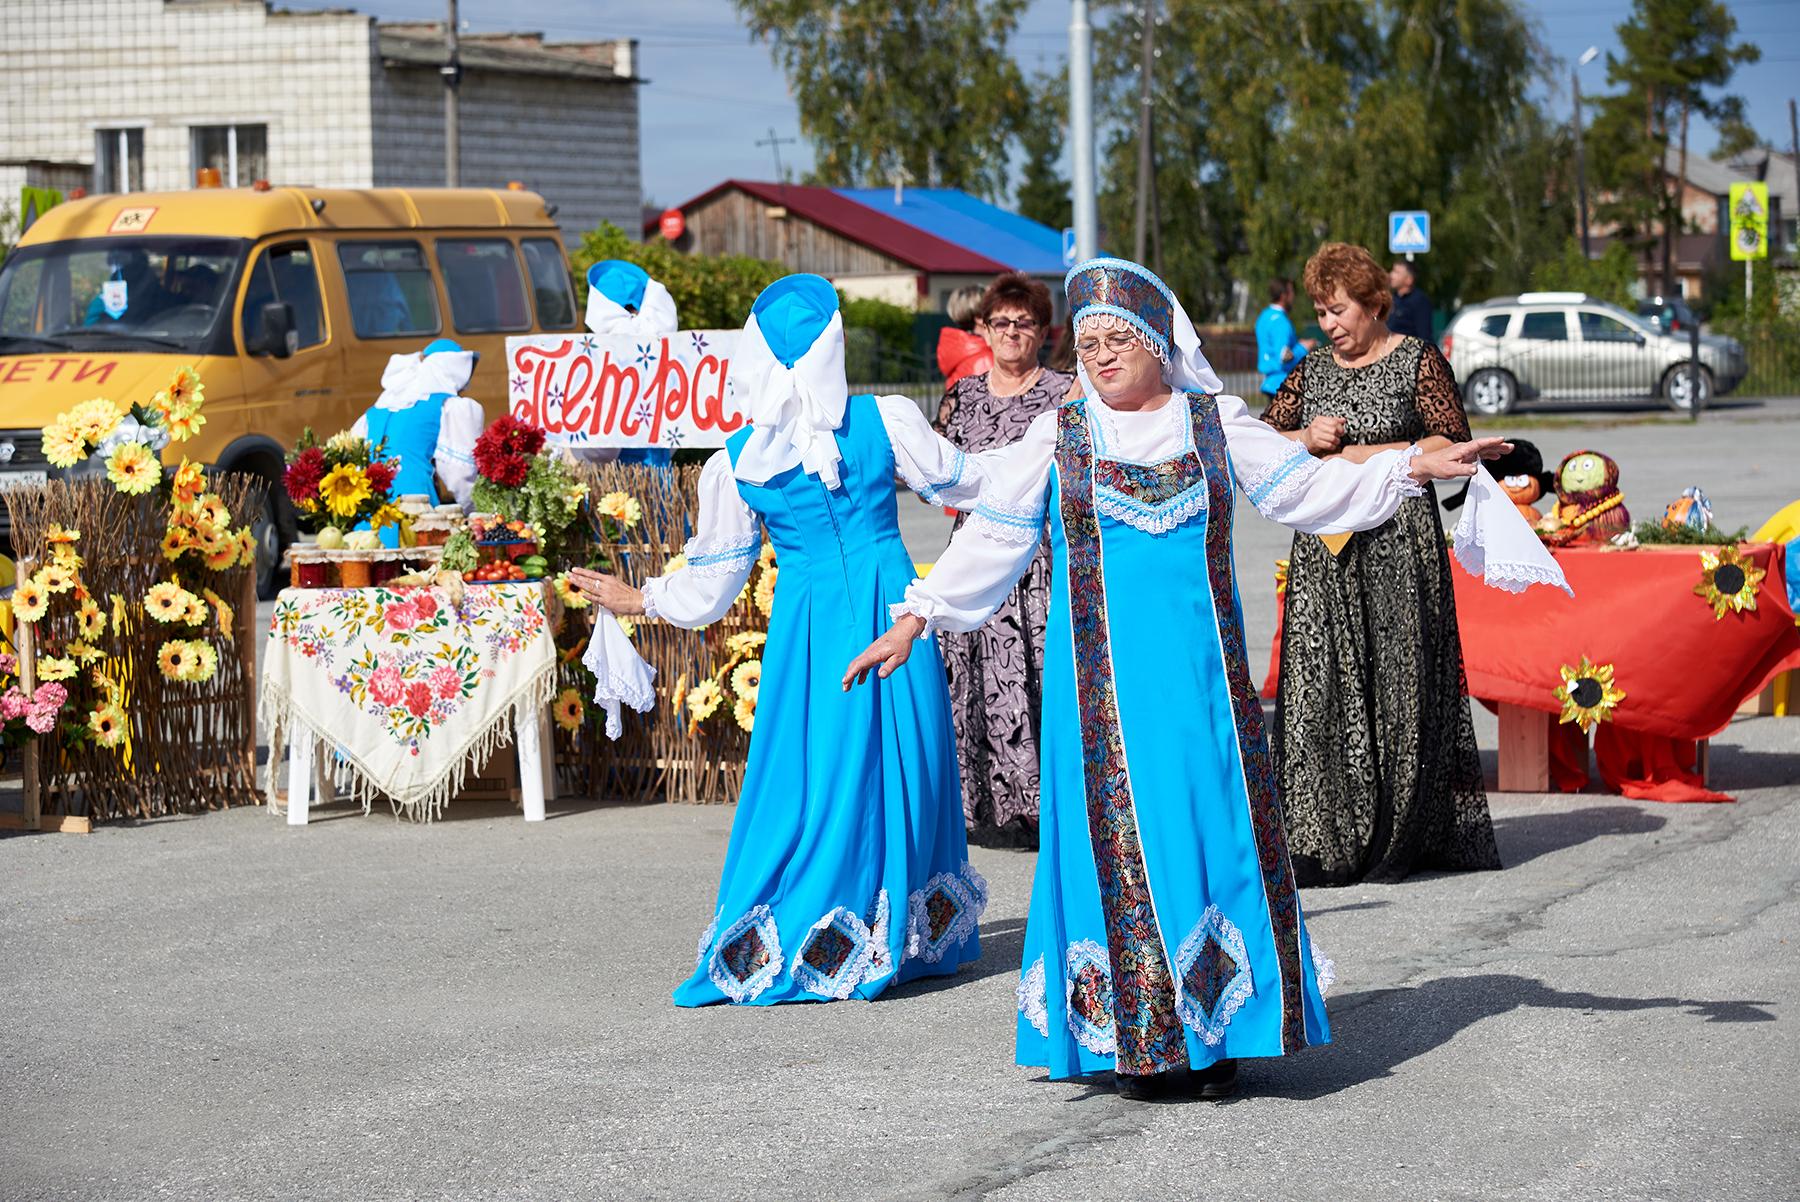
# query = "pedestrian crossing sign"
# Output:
<box><xmin>1389</xmin><ymin>211</ymin><xmax>1430</xmax><ymax>255</ymax></box>
<box><xmin>1729</xmin><ymin>182</ymin><xmax>1769</xmax><ymax>261</ymax></box>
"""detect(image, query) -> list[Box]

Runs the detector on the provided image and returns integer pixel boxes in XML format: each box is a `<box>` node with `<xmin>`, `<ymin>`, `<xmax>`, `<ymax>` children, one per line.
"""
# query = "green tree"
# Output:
<box><xmin>572</xmin><ymin>223</ymin><xmax>785</xmax><ymax>329</ymax></box>
<box><xmin>734</xmin><ymin>0</ymin><xmax>1032</xmax><ymax>199</ymax></box>
<box><xmin>1588</xmin><ymin>0</ymin><xmax>1760</xmax><ymax>296</ymax></box>
<box><xmin>1529</xmin><ymin>237</ymin><xmax>1639</xmax><ymax>306</ymax></box>
<box><xmin>1015</xmin><ymin>70</ymin><xmax>1072</xmax><ymax>231</ymax></box>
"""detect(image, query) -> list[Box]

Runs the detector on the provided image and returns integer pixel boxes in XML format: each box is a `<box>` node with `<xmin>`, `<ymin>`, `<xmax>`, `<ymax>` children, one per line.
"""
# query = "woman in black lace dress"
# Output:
<box><xmin>933</xmin><ymin>273</ymin><xmax>1074</xmax><ymax>847</ymax></box>
<box><xmin>1263</xmin><ymin>243</ymin><xmax>1500</xmax><ymax>885</ymax></box>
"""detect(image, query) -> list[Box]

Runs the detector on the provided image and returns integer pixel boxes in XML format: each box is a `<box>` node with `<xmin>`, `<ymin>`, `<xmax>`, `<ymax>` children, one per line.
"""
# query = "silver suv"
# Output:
<box><xmin>1442</xmin><ymin>292</ymin><xmax>1747</xmax><ymax>415</ymax></box>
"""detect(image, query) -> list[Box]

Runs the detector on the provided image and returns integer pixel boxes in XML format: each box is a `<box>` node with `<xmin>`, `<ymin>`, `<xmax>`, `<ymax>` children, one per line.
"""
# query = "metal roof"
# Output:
<box><xmin>833</xmin><ymin>188</ymin><xmax>1066</xmax><ymax>275</ymax></box>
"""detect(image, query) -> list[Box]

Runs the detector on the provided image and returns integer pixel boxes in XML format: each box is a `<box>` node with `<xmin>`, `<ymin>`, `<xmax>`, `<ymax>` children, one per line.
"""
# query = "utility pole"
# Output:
<box><xmin>442</xmin><ymin>0</ymin><xmax>461</xmax><ymax>186</ymax></box>
<box><xmin>1069</xmin><ymin>0</ymin><xmax>1097</xmax><ymax>263</ymax></box>
<box><xmin>1573</xmin><ymin>46</ymin><xmax>1599</xmax><ymax>259</ymax></box>
<box><xmin>1789</xmin><ymin>99</ymin><xmax>1798</xmax><ymax>257</ymax></box>
<box><xmin>754</xmin><ymin>128</ymin><xmax>797</xmax><ymax>183</ymax></box>
<box><xmin>1133</xmin><ymin>1</ymin><xmax>1156</xmax><ymax>265</ymax></box>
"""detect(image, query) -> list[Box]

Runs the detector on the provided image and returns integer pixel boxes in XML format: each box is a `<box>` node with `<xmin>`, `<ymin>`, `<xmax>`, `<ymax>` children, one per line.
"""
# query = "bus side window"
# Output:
<box><xmin>337</xmin><ymin>241</ymin><xmax>439</xmax><ymax>339</ymax></box>
<box><xmin>520</xmin><ymin>237</ymin><xmax>577</xmax><ymax>330</ymax></box>
<box><xmin>242</xmin><ymin>243</ymin><xmax>325</xmax><ymax>349</ymax></box>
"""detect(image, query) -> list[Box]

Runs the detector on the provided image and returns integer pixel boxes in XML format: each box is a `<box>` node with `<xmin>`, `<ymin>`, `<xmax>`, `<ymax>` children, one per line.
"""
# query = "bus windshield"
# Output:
<box><xmin>0</xmin><ymin>236</ymin><xmax>248</xmax><ymax>355</ymax></box>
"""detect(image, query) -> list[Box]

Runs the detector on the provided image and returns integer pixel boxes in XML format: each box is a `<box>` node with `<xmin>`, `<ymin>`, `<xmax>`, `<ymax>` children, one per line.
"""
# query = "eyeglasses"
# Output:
<box><xmin>983</xmin><ymin>317</ymin><xmax>1040</xmax><ymax>333</ymax></box>
<box><xmin>1074</xmin><ymin>332</ymin><xmax>1142</xmax><ymax>359</ymax></box>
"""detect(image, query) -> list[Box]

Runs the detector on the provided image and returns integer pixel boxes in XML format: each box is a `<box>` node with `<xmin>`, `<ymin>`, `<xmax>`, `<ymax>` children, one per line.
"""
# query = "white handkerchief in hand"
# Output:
<box><xmin>581</xmin><ymin>610</ymin><xmax>657</xmax><ymax>739</ymax></box>
<box><xmin>1452</xmin><ymin>466</ymin><xmax>1572</xmax><ymax>596</ymax></box>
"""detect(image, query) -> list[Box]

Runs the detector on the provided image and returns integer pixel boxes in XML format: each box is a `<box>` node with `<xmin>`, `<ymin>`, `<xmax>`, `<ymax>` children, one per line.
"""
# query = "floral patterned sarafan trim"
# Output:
<box><xmin>1053</xmin><ymin>400</ymin><xmax>1187</xmax><ymax>1076</ymax></box>
<box><xmin>1064</xmin><ymin>939</ymin><xmax>1118</xmax><ymax>1055</ymax></box>
<box><xmin>706</xmin><ymin>904</ymin><xmax>783</xmax><ymax>1002</ymax></box>
<box><xmin>1091</xmin><ymin>420</ymin><xmax>1211</xmax><ymax>536</ymax></box>
<box><xmin>793</xmin><ymin>891</ymin><xmax>892</xmax><ymax>1000</ymax></box>
<box><xmin>905</xmin><ymin>861</ymin><xmax>988</xmax><ymax>964</ymax></box>
<box><xmin>1017</xmin><ymin>956</ymin><xmax>1050</xmax><ymax>1037</ymax></box>
<box><xmin>1173</xmin><ymin>905</ymin><xmax>1255</xmax><ymax>1046</ymax></box>
<box><xmin>1190</xmin><ymin>393</ymin><xmax>1309</xmax><ymax>1053</ymax></box>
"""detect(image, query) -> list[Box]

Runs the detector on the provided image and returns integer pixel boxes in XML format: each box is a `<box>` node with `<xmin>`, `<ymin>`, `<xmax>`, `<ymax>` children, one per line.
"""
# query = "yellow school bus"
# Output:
<box><xmin>0</xmin><ymin>184</ymin><xmax>578</xmax><ymax>593</ymax></box>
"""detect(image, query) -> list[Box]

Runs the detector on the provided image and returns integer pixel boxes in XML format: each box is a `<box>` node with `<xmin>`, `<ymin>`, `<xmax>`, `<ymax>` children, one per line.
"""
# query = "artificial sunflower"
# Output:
<box><xmin>77</xmin><ymin>598</ymin><xmax>106</xmax><ymax>640</ymax></box>
<box><xmin>753</xmin><ymin>565</ymin><xmax>777</xmax><ymax>617</ymax></box>
<box><xmin>204</xmin><ymin>589</ymin><xmax>235</xmax><ymax>642</ymax></box>
<box><xmin>669</xmin><ymin>672</ymin><xmax>689</xmax><ymax>717</ymax></box>
<box><xmin>617</xmin><ymin>616</ymin><xmax>636</xmax><ymax>639</ymax></box>
<box><xmin>204</xmin><ymin>536</ymin><xmax>241</xmax><ymax>572</ymax></box>
<box><xmin>553</xmin><ymin>572</ymin><xmax>590</xmax><ymax>610</ymax></box>
<box><xmin>105</xmin><ymin>442</ymin><xmax>162</xmax><ymax>495</ymax></box>
<box><xmin>42</xmin><ymin>421</ymin><xmax>87</xmax><ymax>469</ymax></box>
<box><xmin>725</xmin><ymin>631</ymin><xmax>767</xmax><ymax>656</ymax></box>
<box><xmin>157</xmin><ymin>640</ymin><xmax>193</xmax><ymax>680</ymax></box>
<box><xmin>687</xmin><ymin>678</ymin><xmax>724</xmax><ymax>725</ymax></box>
<box><xmin>1693</xmin><ymin>545</ymin><xmax>1765</xmax><ymax>620</ymax></box>
<box><xmin>34</xmin><ymin>563</ymin><xmax>76</xmax><ymax>594</ymax></box>
<box><xmin>51</xmin><ymin>541</ymin><xmax>83</xmax><ymax>572</ymax></box>
<box><xmin>553</xmin><ymin>687</ymin><xmax>585</xmax><ymax>733</ymax></box>
<box><xmin>729</xmin><ymin>658</ymin><xmax>762</xmax><ymax>704</ymax></box>
<box><xmin>145</xmin><ymin>581</ymin><xmax>199</xmax><ymax>624</ymax></box>
<box><xmin>110</xmin><ymin>594</ymin><xmax>128</xmax><ymax>634</ymax></box>
<box><xmin>68</xmin><ymin>398</ymin><xmax>123</xmax><ymax>443</ymax></box>
<box><xmin>664</xmin><ymin>552</ymin><xmax>688</xmax><ymax>575</ymax></box>
<box><xmin>166</xmin><ymin>365</ymin><xmax>204</xmax><ymax>411</ymax></box>
<box><xmin>11</xmin><ymin>579</ymin><xmax>48</xmax><ymax>623</ymax></box>
<box><xmin>236</xmin><ymin>528</ymin><xmax>258</xmax><ymax>569</ymax></box>
<box><xmin>92</xmin><ymin>667</ymin><xmax>125</xmax><ymax>706</ymax></box>
<box><xmin>733</xmin><ymin>694</ymin><xmax>756</xmax><ymax>734</ymax></box>
<box><xmin>196</xmin><ymin>494</ymin><xmax>231</xmax><ymax>529</ymax></box>
<box><xmin>88</xmin><ymin>702</ymin><xmax>127</xmax><ymax>749</ymax></box>
<box><xmin>66</xmin><ymin>641</ymin><xmax>103</xmax><ymax>665</ymax></box>
<box><xmin>181</xmin><ymin>595</ymin><xmax>209</xmax><ymax>625</ymax></box>
<box><xmin>758</xmin><ymin>541</ymin><xmax>777</xmax><ymax>569</ymax></box>
<box><xmin>189</xmin><ymin>642</ymin><xmax>219</xmax><ymax>683</ymax></box>
<box><xmin>318</xmin><ymin>464</ymin><xmax>373</xmax><ymax>518</ymax></box>
<box><xmin>37</xmin><ymin>656</ymin><xmax>78</xmax><ymax>682</ymax></box>
<box><xmin>161</xmin><ymin>527</ymin><xmax>192</xmax><ymax>561</ymax></box>
<box><xmin>596</xmin><ymin>490</ymin><xmax>643</xmax><ymax>528</ymax></box>
<box><xmin>172</xmin><ymin>459</ymin><xmax>205</xmax><ymax>505</ymax></box>
<box><xmin>1554</xmin><ymin>657</ymin><xmax>1627</xmax><ymax>733</ymax></box>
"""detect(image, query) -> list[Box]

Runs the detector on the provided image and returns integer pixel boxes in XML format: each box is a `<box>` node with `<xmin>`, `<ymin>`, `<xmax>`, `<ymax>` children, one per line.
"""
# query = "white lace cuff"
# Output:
<box><xmin>681</xmin><ymin>530</ymin><xmax>761</xmax><ymax>578</ymax></box>
<box><xmin>1391</xmin><ymin>443</ymin><xmax>1427</xmax><ymax>499</ymax></box>
<box><xmin>639</xmin><ymin>578</ymin><xmax>664</xmax><ymax>619</ymax></box>
<box><xmin>888</xmin><ymin>594</ymin><xmax>943</xmax><ymax>639</ymax></box>
<box><xmin>900</xmin><ymin>446</ymin><xmax>969</xmax><ymax>508</ymax></box>
<box><xmin>1242</xmin><ymin>444</ymin><xmax>1322</xmax><ymax>517</ymax></box>
<box><xmin>968</xmin><ymin>498</ymin><xmax>1045</xmax><ymax>547</ymax></box>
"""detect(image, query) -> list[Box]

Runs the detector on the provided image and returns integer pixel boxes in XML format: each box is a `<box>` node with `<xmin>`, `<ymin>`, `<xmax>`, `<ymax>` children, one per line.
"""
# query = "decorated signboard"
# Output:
<box><xmin>507</xmin><ymin>332</ymin><xmax>746</xmax><ymax>450</ymax></box>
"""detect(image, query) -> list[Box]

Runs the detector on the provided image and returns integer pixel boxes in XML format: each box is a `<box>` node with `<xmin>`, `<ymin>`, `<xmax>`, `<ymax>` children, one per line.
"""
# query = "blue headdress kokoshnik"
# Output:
<box><xmin>730</xmin><ymin>272</ymin><xmax>849</xmax><ymax>487</ymax></box>
<box><xmin>1063</xmin><ymin>256</ymin><xmax>1224</xmax><ymax>394</ymax></box>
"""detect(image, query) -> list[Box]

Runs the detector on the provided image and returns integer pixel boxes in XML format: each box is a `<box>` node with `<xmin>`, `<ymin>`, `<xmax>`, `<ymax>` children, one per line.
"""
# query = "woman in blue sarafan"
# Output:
<box><xmin>351</xmin><ymin>338</ymin><xmax>485</xmax><ymax>544</ymax></box>
<box><xmin>570</xmin><ymin>274</ymin><xmax>993</xmax><ymax>1005</ymax></box>
<box><xmin>848</xmin><ymin>258</ymin><xmax>1557</xmax><ymax>1099</ymax></box>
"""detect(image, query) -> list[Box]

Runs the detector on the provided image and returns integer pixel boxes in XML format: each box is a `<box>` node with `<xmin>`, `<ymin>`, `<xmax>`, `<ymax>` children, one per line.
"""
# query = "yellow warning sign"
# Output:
<box><xmin>1729</xmin><ymin>182</ymin><xmax>1768</xmax><ymax>262</ymax></box>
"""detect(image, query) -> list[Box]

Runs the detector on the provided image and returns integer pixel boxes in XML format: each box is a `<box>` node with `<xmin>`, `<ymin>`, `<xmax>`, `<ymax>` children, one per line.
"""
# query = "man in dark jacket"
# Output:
<box><xmin>1388</xmin><ymin>260</ymin><xmax>1434</xmax><ymax>341</ymax></box>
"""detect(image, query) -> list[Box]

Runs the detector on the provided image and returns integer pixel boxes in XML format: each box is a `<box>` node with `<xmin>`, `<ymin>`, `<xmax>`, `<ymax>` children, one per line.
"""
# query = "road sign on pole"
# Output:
<box><xmin>1729</xmin><ymin>182</ymin><xmax>1769</xmax><ymax>262</ymax></box>
<box><xmin>1062</xmin><ymin>227</ymin><xmax>1079</xmax><ymax>268</ymax></box>
<box><xmin>1388</xmin><ymin>211</ymin><xmax>1431</xmax><ymax>256</ymax></box>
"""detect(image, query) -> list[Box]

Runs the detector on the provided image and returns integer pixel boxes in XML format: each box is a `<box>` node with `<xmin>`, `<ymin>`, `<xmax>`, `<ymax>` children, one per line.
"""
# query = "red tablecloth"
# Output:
<box><xmin>1264</xmin><ymin>542</ymin><xmax>1800</xmax><ymax>800</ymax></box>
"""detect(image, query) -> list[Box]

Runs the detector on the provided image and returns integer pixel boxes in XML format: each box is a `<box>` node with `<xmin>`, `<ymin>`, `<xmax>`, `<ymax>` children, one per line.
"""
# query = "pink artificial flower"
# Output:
<box><xmin>0</xmin><ymin>687</ymin><xmax>28</xmax><ymax>720</ymax></box>
<box><xmin>32</xmin><ymin>682</ymin><xmax>67</xmax><ymax>710</ymax></box>
<box><xmin>368</xmin><ymin>666</ymin><xmax>404</xmax><ymax>705</ymax></box>
<box><xmin>383</xmin><ymin>602</ymin><xmax>418</xmax><ymax>631</ymax></box>
<box><xmin>430</xmin><ymin>664</ymin><xmax>462</xmax><ymax>699</ymax></box>
<box><xmin>25</xmin><ymin>704</ymin><xmax>57</xmax><ymax>735</ymax></box>
<box><xmin>0</xmin><ymin>653</ymin><xmax>17</xmax><ymax>676</ymax></box>
<box><xmin>404</xmin><ymin>681</ymin><xmax>434</xmax><ymax>717</ymax></box>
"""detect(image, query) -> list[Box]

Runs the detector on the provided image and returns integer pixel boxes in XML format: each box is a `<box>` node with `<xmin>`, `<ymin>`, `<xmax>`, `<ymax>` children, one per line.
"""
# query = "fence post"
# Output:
<box><xmin>1688</xmin><ymin>321</ymin><xmax>1702</xmax><ymax>421</ymax></box>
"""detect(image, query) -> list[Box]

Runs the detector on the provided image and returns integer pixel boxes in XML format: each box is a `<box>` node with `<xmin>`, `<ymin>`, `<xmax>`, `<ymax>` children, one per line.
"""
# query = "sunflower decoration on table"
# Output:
<box><xmin>553</xmin><ymin>687</ymin><xmax>586</xmax><ymax>734</ymax></box>
<box><xmin>1693</xmin><ymin>545</ymin><xmax>1765</xmax><ymax>620</ymax></box>
<box><xmin>1554</xmin><ymin>657</ymin><xmax>1627</xmax><ymax>733</ymax></box>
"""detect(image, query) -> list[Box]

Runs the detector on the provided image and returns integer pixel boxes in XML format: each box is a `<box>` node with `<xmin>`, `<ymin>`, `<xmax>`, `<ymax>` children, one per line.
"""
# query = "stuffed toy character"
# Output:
<box><xmin>1662</xmin><ymin>486</ymin><xmax>1714</xmax><ymax>533</ymax></box>
<box><xmin>1442</xmin><ymin>438</ymin><xmax>1554</xmax><ymax>524</ymax></box>
<box><xmin>1543</xmin><ymin>449</ymin><xmax>1630</xmax><ymax>546</ymax></box>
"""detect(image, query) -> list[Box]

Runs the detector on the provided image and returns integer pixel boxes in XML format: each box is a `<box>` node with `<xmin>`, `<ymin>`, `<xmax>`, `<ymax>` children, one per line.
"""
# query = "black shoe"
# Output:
<box><xmin>1115</xmin><ymin>1070</ymin><xmax>1183</xmax><ymax>1102</ymax></box>
<box><xmin>1191</xmin><ymin>1058</ymin><xmax>1239</xmax><ymax>1099</ymax></box>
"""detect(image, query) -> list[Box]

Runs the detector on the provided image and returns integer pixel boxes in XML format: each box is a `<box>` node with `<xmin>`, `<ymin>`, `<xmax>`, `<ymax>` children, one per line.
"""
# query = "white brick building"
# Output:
<box><xmin>0</xmin><ymin>0</ymin><xmax>642</xmax><ymax>237</ymax></box>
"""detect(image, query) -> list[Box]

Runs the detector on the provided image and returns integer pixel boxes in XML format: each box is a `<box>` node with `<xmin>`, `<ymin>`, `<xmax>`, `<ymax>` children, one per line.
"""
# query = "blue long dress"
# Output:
<box><xmin>1014</xmin><ymin>394</ymin><xmax>1333</xmax><ymax>1078</ymax></box>
<box><xmin>673</xmin><ymin>394</ymin><xmax>985</xmax><ymax>1006</ymax></box>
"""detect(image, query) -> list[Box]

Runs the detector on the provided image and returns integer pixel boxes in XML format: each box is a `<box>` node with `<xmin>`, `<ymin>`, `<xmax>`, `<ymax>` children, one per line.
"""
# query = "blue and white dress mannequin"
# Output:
<box><xmin>583</xmin><ymin>259</ymin><xmax>679</xmax><ymax>469</ymax></box>
<box><xmin>633</xmin><ymin>274</ymin><xmax>990</xmax><ymax>1005</ymax></box>
<box><xmin>352</xmin><ymin>338</ymin><xmax>485</xmax><ymax>544</ymax></box>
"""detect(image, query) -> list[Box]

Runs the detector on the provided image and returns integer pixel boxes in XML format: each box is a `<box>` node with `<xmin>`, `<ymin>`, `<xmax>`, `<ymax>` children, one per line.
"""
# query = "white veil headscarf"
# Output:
<box><xmin>584</xmin><ymin>259</ymin><xmax>679</xmax><ymax>339</ymax></box>
<box><xmin>728</xmin><ymin>273</ymin><xmax>849</xmax><ymax>489</ymax></box>
<box><xmin>1065</xmin><ymin>256</ymin><xmax>1225</xmax><ymax>398</ymax></box>
<box><xmin>373</xmin><ymin>340</ymin><xmax>477</xmax><ymax>411</ymax></box>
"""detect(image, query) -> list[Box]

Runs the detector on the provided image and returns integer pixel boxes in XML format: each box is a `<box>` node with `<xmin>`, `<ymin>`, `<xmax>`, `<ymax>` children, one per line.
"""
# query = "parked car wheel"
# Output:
<box><xmin>1662</xmin><ymin>363</ymin><xmax>1712</xmax><ymax>414</ymax></box>
<box><xmin>1465</xmin><ymin>368</ymin><xmax>1518</xmax><ymax>417</ymax></box>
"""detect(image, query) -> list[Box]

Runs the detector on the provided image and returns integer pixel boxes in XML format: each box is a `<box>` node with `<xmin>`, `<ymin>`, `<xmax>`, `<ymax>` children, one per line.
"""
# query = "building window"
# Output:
<box><xmin>191</xmin><ymin>124</ymin><xmax>268</xmax><ymax>187</ymax></box>
<box><xmin>337</xmin><ymin>241</ymin><xmax>440</xmax><ymax>338</ymax></box>
<box><xmin>437</xmin><ymin>239</ymin><xmax>531</xmax><ymax>333</ymax></box>
<box><xmin>520</xmin><ymin>238</ymin><xmax>576</xmax><ymax>330</ymax></box>
<box><xmin>243</xmin><ymin>242</ymin><xmax>325</xmax><ymax>350</ymax></box>
<box><xmin>95</xmin><ymin>128</ymin><xmax>144</xmax><ymax>193</ymax></box>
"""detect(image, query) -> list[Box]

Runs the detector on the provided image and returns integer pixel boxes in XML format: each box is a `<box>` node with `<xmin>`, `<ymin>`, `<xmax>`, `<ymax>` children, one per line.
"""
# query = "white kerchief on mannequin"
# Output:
<box><xmin>729</xmin><ymin>310</ymin><xmax>849</xmax><ymax>490</ymax></box>
<box><xmin>374</xmin><ymin>350</ymin><xmax>476</xmax><ymax>411</ymax></box>
<box><xmin>585</xmin><ymin>276</ymin><xmax>678</xmax><ymax>339</ymax></box>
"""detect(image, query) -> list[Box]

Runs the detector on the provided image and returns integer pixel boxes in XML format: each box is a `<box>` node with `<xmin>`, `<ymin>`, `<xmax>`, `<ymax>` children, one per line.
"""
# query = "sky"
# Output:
<box><xmin>282</xmin><ymin>0</ymin><xmax>1800</xmax><ymax>208</ymax></box>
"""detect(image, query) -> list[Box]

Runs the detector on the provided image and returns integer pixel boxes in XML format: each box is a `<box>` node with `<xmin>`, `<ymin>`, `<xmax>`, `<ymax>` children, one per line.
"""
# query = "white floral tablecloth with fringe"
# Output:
<box><xmin>262</xmin><ymin>582</ymin><xmax>559</xmax><ymax>821</ymax></box>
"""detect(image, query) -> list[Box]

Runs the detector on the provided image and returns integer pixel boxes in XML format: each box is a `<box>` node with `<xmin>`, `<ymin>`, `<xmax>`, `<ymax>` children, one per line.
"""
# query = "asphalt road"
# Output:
<box><xmin>2</xmin><ymin>397</ymin><xmax>1797</xmax><ymax>1201</ymax></box>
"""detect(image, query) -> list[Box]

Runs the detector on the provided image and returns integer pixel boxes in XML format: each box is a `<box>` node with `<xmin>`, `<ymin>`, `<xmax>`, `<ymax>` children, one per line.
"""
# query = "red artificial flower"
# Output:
<box><xmin>474</xmin><ymin>415</ymin><xmax>543</xmax><ymax>487</ymax></box>
<box><xmin>365</xmin><ymin>460</ymin><xmax>397</xmax><ymax>496</ymax></box>
<box><xmin>284</xmin><ymin>446</ymin><xmax>326</xmax><ymax>503</ymax></box>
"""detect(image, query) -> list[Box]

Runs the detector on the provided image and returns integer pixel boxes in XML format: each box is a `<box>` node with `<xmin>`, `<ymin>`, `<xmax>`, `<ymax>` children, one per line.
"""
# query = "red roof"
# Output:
<box><xmin>648</xmin><ymin>179</ymin><xmax>1012</xmax><ymax>275</ymax></box>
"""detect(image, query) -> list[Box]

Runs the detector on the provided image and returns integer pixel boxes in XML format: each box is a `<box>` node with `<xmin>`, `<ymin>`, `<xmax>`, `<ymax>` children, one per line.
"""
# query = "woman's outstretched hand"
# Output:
<box><xmin>567</xmin><ymin>567</ymin><xmax>645</xmax><ymax>615</ymax></box>
<box><xmin>1408</xmin><ymin>437</ymin><xmax>1512</xmax><ymax>483</ymax></box>
<box><xmin>843</xmin><ymin>614</ymin><xmax>927</xmax><ymax>690</ymax></box>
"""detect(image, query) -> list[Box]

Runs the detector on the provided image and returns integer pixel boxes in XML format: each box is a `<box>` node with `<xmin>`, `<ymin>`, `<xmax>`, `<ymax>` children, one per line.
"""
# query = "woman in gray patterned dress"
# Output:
<box><xmin>1262</xmin><ymin>243</ymin><xmax>1500</xmax><ymax>885</ymax></box>
<box><xmin>934</xmin><ymin>273</ymin><xmax>1074</xmax><ymax>847</ymax></box>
